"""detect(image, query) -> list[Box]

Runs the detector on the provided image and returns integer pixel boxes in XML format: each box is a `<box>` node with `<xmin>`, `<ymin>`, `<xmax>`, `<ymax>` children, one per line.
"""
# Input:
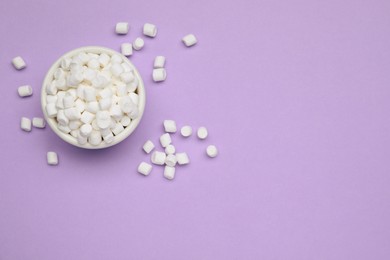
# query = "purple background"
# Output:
<box><xmin>1</xmin><ymin>0</ymin><xmax>390</xmax><ymax>259</ymax></box>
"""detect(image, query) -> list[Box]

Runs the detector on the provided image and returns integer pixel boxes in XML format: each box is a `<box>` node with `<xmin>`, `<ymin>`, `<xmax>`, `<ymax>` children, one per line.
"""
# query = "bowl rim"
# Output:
<box><xmin>41</xmin><ymin>46</ymin><xmax>146</xmax><ymax>149</ymax></box>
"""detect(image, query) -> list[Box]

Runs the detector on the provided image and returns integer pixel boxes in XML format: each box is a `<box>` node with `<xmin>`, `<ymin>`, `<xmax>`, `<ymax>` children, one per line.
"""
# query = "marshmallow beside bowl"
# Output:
<box><xmin>41</xmin><ymin>46</ymin><xmax>146</xmax><ymax>149</ymax></box>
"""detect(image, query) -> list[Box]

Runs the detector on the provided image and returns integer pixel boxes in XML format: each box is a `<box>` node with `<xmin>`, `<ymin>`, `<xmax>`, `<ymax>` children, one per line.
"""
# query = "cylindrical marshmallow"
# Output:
<box><xmin>69</xmin><ymin>120</ymin><xmax>82</xmax><ymax>130</ymax></box>
<box><xmin>206</xmin><ymin>145</ymin><xmax>218</xmax><ymax>158</ymax></box>
<box><xmin>64</xmin><ymin>107</ymin><xmax>81</xmax><ymax>120</ymax></box>
<box><xmin>96</xmin><ymin>111</ymin><xmax>111</xmax><ymax>129</ymax></box>
<box><xmin>116</xmin><ymin>22</ymin><xmax>129</xmax><ymax>35</ymax></box>
<box><xmin>151</xmin><ymin>151</ymin><xmax>166</xmax><ymax>165</ymax></box>
<box><xmin>21</xmin><ymin>117</ymin><xmax>31</xmax><ymax>132</ymax></box>
<box><xmin>182</xmin><ymin>34</ymin><xmax>197</xmax><ymax>47</ymax></box>
<box><xmin>32</xmin><ymin>117</ymin><xmax>46</xmax><ymax>128</ymax></box>
<box><xmin>143</xmin><ymin>140</ymin><xmax>155</xmax><ymax>154</ymax></box>
<box><xmin>176</xmin><ymin>152</ymin><xmax>190</xmax><ymax>165</ymax></box>
<box><xmin>112</xmin><ymin>123</ymin><xmax>124</xmax><ymax>136</ymax></box>
<box><xmin>120</xmin><ymin>116</ymin><xmax>131</xmax><ymax>127</ymax></box>
<box><xmin>86</xmin><ymin>101</ymin><xmax>99</xmax><ymax>114</ymax></box>
<box><xmin>138</xmin><ymin>162</ymin><xmax>152</xmax><ymax>176</ymax></box>
<box><xmin>80</xmin><ymin>124</ymin><xmax>92</xmax><ymax>137</ymax></box>
<box><xmin>163</xmin><ymin>120</ymin><xmax>177</xmax><ymax>133</ymax></box>
<box><xmin>180</xmin><ymin>125</ymin><xmax>192</xmax><ymax>137</ymax></box>
<box><xmin>46</xmin><ymin>103</ymin><xmax>57</xmax><ymax>118</ymax></box>
<box><xmin>103</xmin><ymin>132</ymin><xmax>114</xmax><ymax>143</ymax></box>
<box><xmin>47</xmin><ymin>151</ymin><xmax>58</xmax><ymax>165</ymax></box>
<box><xmin>160</xmin><ymin>133</ymin><xmax>172</xmax><ymax>148</ymax></box>
<box><xmin>164</xmin><ymin>166</ymin><xmax>175</xmax><ymax>180</ymax></box>
<box><xmin>152</xmin><ymin>68</ymin><xmax>167</xmax><ymax>82</ymax></box>
<box><xmin>165</xmin><ymin>145</ymin><xmax>175</xmax><ymax>155</ymax></box>
<box><xmin>12</xmin><ymin>56</ymin><xmax>26</xmax><ymax>70</ymax></box>
<box><xmin>80</xmin><ymin>111</ymin><xmax>95</xmax><ymax>124</ymax></box>
<box><xmin>154</xmin><ymin>56</ymin><xmax>166</xmax><ymax>68</ymax></box>
<box><xmin>197</xmin><ymin>127</ymin><xmax>208</xmax><ymax>139</ymax></box>
<box><xmin>121</xmin><ymin>43</ymin><xmax>133</xmax><ymax>56</ymax></box>
<box><xmin>133</xmin><ymin>37</ymin><xmax>145</xmax><ymax>51</ymax></box>
<box><xmin>143</xmin><ymin>23</ymin><xmax>157</xmax><ymax>37</ymax></box>
<box><xmin>18</xmin><ymin>85</ymin><xmax>33</xmax><ymax>97</ymax></box>
<box><xmin>88</xmin><ymin>130</ymin><xmax>102</xmax><ymax>146</ymax></box>
<box><xmin>165</xmin><ymin>154</ymin><xmax>177</xmax><ymax>167</ymax></box>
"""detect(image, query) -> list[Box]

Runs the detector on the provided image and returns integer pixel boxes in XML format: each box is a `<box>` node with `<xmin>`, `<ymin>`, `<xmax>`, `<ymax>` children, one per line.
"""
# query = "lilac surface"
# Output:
<box><xmin>1</xmin><ymin>0</ymin><xmax>390</xmax><ymax>259</ymax></box>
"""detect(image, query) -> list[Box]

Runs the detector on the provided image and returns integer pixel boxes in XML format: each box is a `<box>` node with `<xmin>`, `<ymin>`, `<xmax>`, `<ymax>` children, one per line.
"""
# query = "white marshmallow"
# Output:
<box><xmin>120</xmin><ymin>116</ymin><xmax>131</xmax><ymax>127</ymax></box>
<box><xmin>143</xmin><ymin>23</ymin><xmax>157</xmax><ymax>37</ymax></box>
<box><xmin>21</xmin><ymin>117</ymin><xmax>31</xmax><ymax>132</ymax></box>
<box><xmin>165</xmin><ymin>154</ymin><xmax>177</xmax><ymax>167</ymax></box>
<box><xmin>112</xmin><ymin>123</ymin><xmax>124</xmax><ymax>136</ymax></box>
<box><xmin>96</xmin><ymin>111</ymin><xmax>111</xmax><ymax>129</ymax></box>
<box><xmin>138</xmin><ymin>162</ymin><xmax>152</xmax><ymax>176</ymax></box>
<box><xmin>86</xmin><ymin>101</ymin><xmax>99</xmax><ymax>114</ymax></box>
<box><xmin>46</xmin><ymin>103</ymin><xmax>57</xmax><ymax>118</ymax></box>
<box><xmin>58</xmin><ymin>123</ymin><xmax>71</xmax><ymax>134</ymax></box>
<box><xmin>160</xmin><ymin>133</ymin><xmax>172</xmax><ymax>147</ymax></box>
<box><xmin>127</xmin><ymin>78</ymin><xmax>138</xmax><ymax>93</ymax></box>
<box><xmin>163</xmin><ymin>120</ymin><xmax>177</xmax><ymax>133</ymax></box>
<box><xmin>80</xmin><ymin>124</ymin><xmax>92</xmax><ymax>137</ymax></box>
<box><xmin>60</xmin><ymin>58</ymin><xmax>72</xmax><ymax>70</ymax></box>
<box><xmin>99</xmin><ymin>98</ymin><xmax>112</xmax><ymax>110</ymax></box>
<box><xmin>133</xmin><ymin>37</ymin><xmax>144</xmax><ymax>50</ymax></box>
<box><xmin>76</xmin><ymin>85</ymin><xmax>85</xmax><ymax>99</ymax></box>
<box><xmin>46</xmin><ymin>82</ymin><xmax>57</xmax><ymax>95</ymax></box>
<box><xmin>77</xmin><ymin>52</ymin><xmax>90</xmax><ymax>64</ymax></box>
<box><xmin>116</xmin><ymin>22</ymin><xmax>129</xmax><ymax>35</ymax></box>
<box><xmin>129</xmin><ymin>93</ymin><xmax>139</xmax><ymax>105</ymax></box>
<box><xmin>152</xmin><ymin>68</ymin><xmax>166</xmax><ymax>82</ymax></box>
<box><xmin>84</xmin><ymin>87</ymin><xmax>96</xmax><ymax>102</ymax></box>
<box><xmin>46</xmin><ymin>95</ymin><xmax>57</xmax><ymax>104</ymax></box>
<box><xmin>110</xmin><ymin>104</ymin><xmax>123</xmax><ymax>120</ymax></box>
<box><xmin>80</xmin><ymin>111</ymin><xmax>95</xmax><ymax>124</ymax></box>
<box><xmin>77</xmin><ymin>134</ymin><xmax>88</xmax><ymax>145</ymax></box>
<box><xmin>197</xmin><ymin>127</ymin><xmax>208</xmax><ymax>139</ymax></box>
<box><xmin>206</xmin><ymin>145</ymin><xmax>218</xmax><ymax>158</ymax></box>
<box><xmin>121</xmin><ymin>43</ymin><xmax>133</xmax><ymax>56</ymax></box>
<box><xmin>120</xmin><ymin>72</ymin><xmax>134</xmax><ymax>84</ymax></box>
<box><xmin>70</xmin><ymin>129</ymin><xmax>79</xmax><ymax>138</ymax></box>
<box><xmin>18</xmin><ymin>85</ymin><xmax>33</xmax><ymax>97</ymax></box>
<box><xmin>180</xmin><ymin>125</ymin><xmax>192</xmax><ymax>137</ymax></box>
<box><xmin>57</xmin><ymin>110</ymin><xmax>69</xmax><ymax>125</ymax></box>
<box><xmin>12</xmin><ymin>56</ymin><xmax>26</xmax><ymax>70</ymax></box>
<box><xmin>116</xmin><ymin>83</ymin><xmax>128</xmax><ymax>96</ymax></box>
<box><xmin>164</xmin><ymin>166</ymin><xmax>175</xmax><ymax>180</ymax></box>
<box><xmin>103</xmin><ymin>132</ymin><xmax>114</xmax><ymax>143</ymax></box>
<box><xmin>111</xmin><ymin>63</ymin><xmax>124</xmax><ymax>77</ymax></box>
<box><xmin>165</xmin><ymin>145</ymin><xmax>175</xmax><ymax>155</ymax></box>
<box><xmin>154</xmin><ymin>56</ymin><xmax>166</xmax><ymax>68</ymax></box>
<box><xmin>98</xmin><ymin>53</ymin><xmax>110</xmax><ymax>67</ymax></box>
<box><xmin>99</xmin><ymin>87</ymin><xmax>113</xmax><ymax>99</ymax></box>
<box><xmin>47</xmin><ymin>152</ymin><xmax>58</xmax><ymax>165</ymax></box>
<box><xmin>182</xmin><ymin>34</ymin><xmax>197</xmax><ymax>47</ymax></box>
<box><xmin>87</xmin><ymin>59</ymin><xmax>100</xmax><ymax>70</ymax></box>
<box><xmin>143</xmin><ymin>140</ymin><xmax>155</xmax><ymax>154</ymax></box>
<box><xmin>74</xmin><ymin>99</ymin><xmax>85</xmax><ymax>113</ymax></box>
<box><xmin>54</xmin><ymin>68</ymin><xmax>66</xmax><ymax>79</ymax></box>
<box><xmin>119</xmin><ymin>96</ymin><xmax>135</xmax><ymax>113</ymax></box>
<box><xmin>63</xmin><ymin>93</ymin><xmax>74</xmax><ymax>108</ymax></box>
<box><xmin>32</xmin><ymin>117</ymin><xmax>46</xmax><ymax>128</ymax></box>
<box><xmin>151</xmin><ymin>151</ymin><xmax>166</xmax><ymax>165</ymax></box>
<box><xmin>83</xmin><ymin>68</ymin><xmax>96</xmax><ymax>82</ymax></box>
<box><xmin>91</xmin><ymin>119</ymin><xmax>99</xmax><ymax>130</ymax></box>
<box><xmin>64</xmin><ymin>107</ymin><xmax>81</xmax><ymax>120</ymax></box>
<box><xmin>69</xmin><ymin>120</ymin><xmax>82</xmax><ymax>130</ymax></box>
<box><xmin>89</xmin><ymin>130</ymin><xmax>102</xmax><ymax>146</ymax></box>
<box><xmin>176</xmin><ymin>152</ymin><xmax>190</xmax><ymax>165</ymax></box>
<box><xmin>111</xmin><ymin>54</ymin><xmax>123</xmax><ymax>64</ymax></box>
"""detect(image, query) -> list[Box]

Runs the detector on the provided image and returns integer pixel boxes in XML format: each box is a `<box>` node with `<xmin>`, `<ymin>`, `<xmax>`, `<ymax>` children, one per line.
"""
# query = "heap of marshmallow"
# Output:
<box><xmin>44</xmin><ymin>51</ymin><xmax>140</xmax><ymax>146</ymax></box>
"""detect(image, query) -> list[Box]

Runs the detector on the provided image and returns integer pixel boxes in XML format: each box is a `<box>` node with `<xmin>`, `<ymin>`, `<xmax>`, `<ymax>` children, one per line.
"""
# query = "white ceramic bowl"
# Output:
<box><xmin>41</xmin><ymin>46</ymin><xmax>146</xmax><ymax>149</ymax></box>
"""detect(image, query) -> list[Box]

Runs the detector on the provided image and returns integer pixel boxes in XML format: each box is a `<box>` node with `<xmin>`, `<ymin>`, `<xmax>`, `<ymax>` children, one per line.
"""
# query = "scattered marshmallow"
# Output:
<box><xmin>165</xmin><ymin>154</ymin><xmax>177</xmax><ymax>167</ymax></box>
<box><xmin>151</xmin><ymin>151</ymin><xmax>166</xmax><ymax>165</ymax></box>
<box><xmin>164</xmin><ymin>166</ymin><xmax>175</xmax><ymax>180</ymax></box>
<box><xmin>165</xmin><ymin>144</ymin><xmax>175</xmax><ymax>155</ymax></box>
<box><xmin>17</xmin><ymin>85</ymin><xmax>33</xmax><ymax>97</ymax></box>
<box><xmin>152</xmin><ymin>68</ymin><xmax>167</xmax><ymax>82</ymax></box>
<box><xmin>143</xmin><ymin>23</ymin><xmax>157</xmax><ymax>37</ymax></box>
<box><xmin>12</xmin><ymin>56</ymin><xmax>26</xmax><ymax>70</ymax></box>
<box><xmin>182</xmin><ymin>34</ymin><xmax>197</xmax><ymax>47</ymax></box>
<box><xmin>121</xmin><ymin>43</ymin><xmax>133</xmax><ymax>56</ymax></box>
<box><xmin>143</xmin><ymin>140</ymin><xmax>155</xmax><ymax>154</ymax></box>
<box><xmin>154</xmin><ymin>56</ymin><xmax>165</xmax><ymax>68</ymax></box>
<box><xmin>163</xmin><ymin>120</ymin><xmax>177</xmax><ymax>133</ymax></box>
<box><xmin>133</xmin><ymin>37</ymin><xmax>145</xmax><ymax>51</ymax></box>
<box><xmin>47</xmin><ymin>151</ymin><xmax>59</xmax><ymax>165</ymax></box>
<box><xmin>176</xmin><ymin>152</ymin><xmax>190</xmax><ymax>165</ymax></box>
<box><xmin>180</xmin><ymin>125</ymin><xmax>192</xmax><ymax>137</ymax></box>
<box><xmin>138</xmin><ymin>162</ymin><xmax>153</xmax><ymax>176</ymax></box>
<box><xmin>206</xmin><ymin>145</ymin><xmax>218</xmax><ymax>158</ymax></box>
<box><xmin>32</xmin><ymin>117</ymin><xmax>46</xmax><ymax>128</ymax></box>
<box><xmin>197</xmin><ymin>127</ymin><xmax>208</xmax><ymax>140</ymax></box>
<box><xmin>116</xmin><ymin>22</ymin><xmax>129</xmax><ymax>35</ymax></box>
<box><xmin>160</xmin><ymin>133</ymin><xmax>171</xmax><ymax>147</ymax></box>
<box><xmin>21</xmin><ymin>117</ymin><xmax>31</xmax><ymax>132</ymax></box>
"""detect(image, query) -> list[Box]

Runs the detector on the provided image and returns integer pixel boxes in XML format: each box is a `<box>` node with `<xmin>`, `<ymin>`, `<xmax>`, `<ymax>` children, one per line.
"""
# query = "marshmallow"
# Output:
<box><xmin>164</xmin><ymin>166</ymin><xmax>175</xmax><ymax>180</ymax></box>
<box><xmin>120</xmin><ymin>72</ymin><xmax>135</xmax><ymax>84</ymax></box>
<box><xmin>74</xmin><ymin>99</ymin><xmax>85</xmax><ymax>113</ymax></box>
<box><xmin>165</xmin><ymin>154</ymin><xmax>177</xmax><ymax>167</ymax></box>
<box><xmin>138</xmin><ymin>162</ymin><xmax>152</xmax><ymax>176</ymax></box>
<box><xmin>154</xmin><ymin>56</ymin><xmax>166</xmax><ymax>68</ymax></box>
<box><xmin>58</xmin><ymin>123</ymin><xmax>71</xmax><ymax>134</ymax></box>
<box><xmin>111</xmin><ymin>54</ymin><xmax>123</xmax><ymax>64</ymax></box>
<box><xmin>180</xmin><ymin>125</ymin><xmax>192</xmax><ymax>137</ymax></box>
<box><xmin>122</xmin><ymin>63</ymin><xmax>132</xmax><ymax>72</ymax></box>
<box><xmin>12</xmin><ymin>56</ymin><xmax>26</xmax><ymax>70</ymax></box>
<box><xmin>54</xmin><ymin>68</ymin><xmax>66</xmax><ymax>79</ymax></box>
<box><xmin>133</xmin><ymin>37</ymin><xmax>145</xmax><ymax>50</ymax></box>
<box><xmin>84</xmin><ymin>87</ymin><xmax>96</xmax><ymax>102</ymax></box>
<box><xmin>21</xmin><ymin>117</ymin><xmax>31</xmax><ymax>132</ymax></box>
<box><xmin>89</xmin><ymin>130</ymin><xmax>102</xmax><ymax>146</ymax></box>
<box><xmin>46</xmin><ymin>82</ymin><xmax>57</xmax><ymax>95</ymax></box>
<box><xmin>151</xmin><ymin>151</ymin><xmax>166</xmax><ymax>165</ymax></box>
<box><xmin>69</xmin><ymin>120</ymin><xmax>82</xmax><ymax>130</ymax></box>
<box><xmin>87</xmin><ymin>59</ymin><xmax>100</xmax><ymax>70</ymax></box>
<box><xmin>70</xmin><ymin>129</ymin><xmax>79</xmax><ymax>138</ymax></box>
<box><xmin>99</xmin><ymin>98</ymin><xmax>112</xmax><ymax>110</ymax></box>
<box><xmin>127</xmin><ymin>78</ymin><xmax>138</xmax><ymax>92</ymax></box>
<box><xmin>160</xmin><ymin>133</ymin><xmax>171</xmax><ymax>148</ymax></box>
<box><xmin>64</xmin><ymin>107</ymin><xmax>81</xmax><ymax>120</ymax></box>
<box><xmin>176</xmin><ymin>152</ymin><xmax>190</xmax><ymax>165</ymax></box>
<box><xmin>86</xmin><ymin>101</ymin><xmax>99</xmax><ymax>114</ymax></box>
<box><xmin>115</xmin><ymin>22</ymin><xmax>129</xmax><ymax>35</ymax></box>
<box><xmin>91</xmin><ymin>119</ymin><xmax>99</xmax><ymax>130</ymax></box>
<box><xmin>165</xmin><ymin>145</ymin><xmax>175</xmax><ymax>155</ymax></box>
<box><xmin>119</xmin><ymin>96</ymin><xmax>135</xmax><ymax>113</ymax></box>
<box><xmin>96</xmin><ymin>111</ymin><xmax>111</xmax><ymax>129</ymax></box>
<box><xmin>121</xmin><ymin>43</ymin><xmax>133</xmax><ymax>56</ymax></box>
<box><xmin>32</xmin><ymin>117</ymin><xmax>46</xmax><ymax>128</ymax></box>
<box><xmin>143</xmin><ymin>140</ymin><xmax>155</xmax><ymax>154</ymax></box>
<box><xmin>99</xmin><ymin>53</ymin><xmax>110</xmax><ymax>67</ymax></box>
<box><xmin>120</xmin><ymin>116</ymin><xmax>131</xmax><ymax>127</ymax></box>
<box><xmin>111</xmin><ymin>63</ymin><xmax>124</xmax><ymax>77</ymax></box>
<box><xmin>46</xmin><ymin>103</ymin><xmax>57</xmax><ymax>118</ymax></box>
<box><xmin>182</xmin><ymin>34</ymin><xmax>197</xmax><ymax>47</ymax></box>
<box><xmin>57</xmin><ymin>110</ymin><xmax>69</xmax><ymax>125</ymax></box>
<box><xmin>206</xmin><ymin>145</ymin><xmax>218</xmax><ymax>158</ymax></box>
<box><xmin>110</xmin><ymin>104</ymin><xmax>123</xmax><ymax>120</ymax></box>
<box><xmin>63</xmin><ymin>93</ymin><xmax>74</xmax><ymax>108</ymax></box>
<box><xmin>80</xmin><ymin>124</ymin><xmax>92</xmax><ymax>137</ymax></box>
<box><xmin>77</xmin><ymin>134</ymin><xmax>88</xmax><ymax>145</ymax></box>
<box><xmin>197</xmin><ymin>127</ymin><xmax>208</xmax><ymax>139</ymax></box>
<box><xmin>103</xmin><ymin>132</ymin><xmax>114</xmax><ymax>143</ymax></box>
<box><xmin>129</xmin><ymin>93</ymin><xmax>139</xmax><ymax>105</ymax></box>
<box><xmin>17</xmin><ymin>85</ymin><xmax>33</xmax><ymax>97</ymax></box>
<box><xmin>60</xmin><ymin>58</ymin><xmax>72</xmax><ymax>70</ymax></box>
<box><xmin>46</xmin><ymin>95</ymin><xmax>57</xmax><ymax>104</ymax></box>
<box><xmin>47</xmin><ymin>152</ymin><xmax>58</xmax><ymax>165</ymax></box>
<box><xmin>163</xmin><ymin>120</ymin><xmax>177</xmax><ymax>133</ymax></box>
<box><xmin>152</xmin><ymin>68</ymin><xmax>167</xmax><ymax>82</ymax></box>
<box><xmin>143</xmin><ymin>23</ymin><xmax>157</xmax><ymax>37</ymax></box>
<box><xmin>112</xmin><ymin>123</ymin><xmax>124</xmax><ymax>136</ymax></box>
<box><xmin>80</xmin><ymin>111</ymin><xmax>95</xmax><ymax>124</ymax></box>
<box><xmin>99</xmin><ymin>87</ymin><xmax>113</xmax><ymax>99</ymax></box>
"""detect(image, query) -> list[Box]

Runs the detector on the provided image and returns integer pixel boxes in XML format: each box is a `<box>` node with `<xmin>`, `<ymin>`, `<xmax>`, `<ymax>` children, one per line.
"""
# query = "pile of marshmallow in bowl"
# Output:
<box><xmin>14</xmin><ymin>22</ymin><xmax>218</xmax><ymax>180</ymax></box>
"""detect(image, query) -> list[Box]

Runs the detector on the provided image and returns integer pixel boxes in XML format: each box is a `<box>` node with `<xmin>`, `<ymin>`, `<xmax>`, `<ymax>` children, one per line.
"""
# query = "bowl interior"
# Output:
<box><xmin>41</xmin><ymin>46</ymin><xmax>146</xmax><ymax>149</ymax></box>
